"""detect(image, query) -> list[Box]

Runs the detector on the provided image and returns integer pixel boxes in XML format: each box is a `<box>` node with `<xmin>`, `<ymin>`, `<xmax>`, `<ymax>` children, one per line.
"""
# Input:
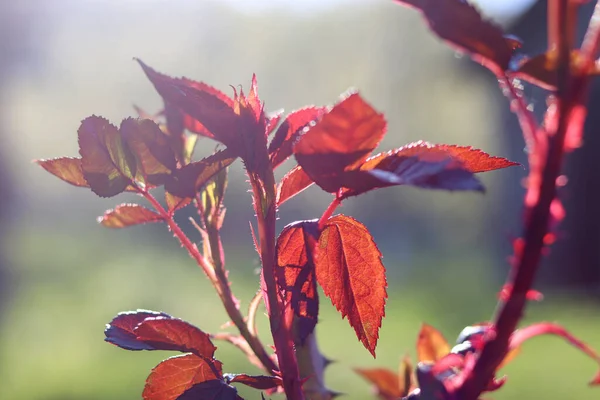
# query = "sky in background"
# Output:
<box><xmin>221</xmin><ymin>0</ymin><xmax>538</xmax><ymax>23</ymax></box>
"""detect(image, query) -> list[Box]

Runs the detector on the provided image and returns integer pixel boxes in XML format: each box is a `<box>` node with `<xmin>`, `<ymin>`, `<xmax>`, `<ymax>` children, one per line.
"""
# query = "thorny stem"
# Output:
<box><xmin>458</xmin><ymin>1</ymin><xmax>590</xmax><ymax>398</ymax></box>
<box><xmin>499</xmin><ymin>74</ymin><xmax>539</xmax><ymax>154</ymax></box>
<box><xmin>248</xmin><ymin>170</ymin><xmax>304</xmax><ymax>400</ymax></box>
<box><xmin>199</xmin><ymin>201</ymin><xmax>278</xmax><ymax>374</ymax></box>
<box><xmin>140</xmin><ymin>186</ymin><xmax>277</xmax><ymax>374</ymax></box>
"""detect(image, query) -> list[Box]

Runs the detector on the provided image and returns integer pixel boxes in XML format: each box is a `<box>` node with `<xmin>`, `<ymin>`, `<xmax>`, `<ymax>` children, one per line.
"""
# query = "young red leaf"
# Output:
<box><xmin>340</xmin><ymin>141</ymin><xmax>518</xmax><ymax>198</ymax></box>
<box><xmin>104</xmin><ymin>310</ymin><xmax>171</xmax><ymax>351</ymax></box>
<box><xmin>99</xmin><ymin>203</ymin><xmax>163</xmax><ymax>228</ymax></box>
<box><xmin>416</xmin><ymin>323</ymin><xmax>451</xmax><ymax>363</ymax></box>
<box><xmin>265</xmin><ymin>109</ymin><xmax>284</xmax><ymax>136</ymax></box>
<box><xmin>134</xmin><ymin>316</ymin><xmax>217</xmax><ymax>359</ymax></box>
<box><xmin>276</xmin><ymin>165</ymin><xmax>314</xmax><ymax>206</ymax></box>
<box><xmin>393</xmin><ymin>0</ymin><xmax>516</xmax><ymax>75</ymax></box>
<box><xmin>36</xmin><ymin>157</ymin><xmax>89</xmax><ymax>188</ymax></box>
<box><xmin>165</xmin><ymin>192</ymin><xmax>192</xmax><ymax>212</ymax></box>
<box><xmin>509</xmin><ymin>322</ymin><xmax>600</xmax><ymax>385</ymax></box>
<box><xmin>164</xmin><ymin>149</ymin><xmax>236</xmax><ymax>198</ymax></box>
<box><xmin>294</xmin><ymin>91</ymin><xmax>386</xmax><ymax>193</ymax></box>
<box><xmin>227</xmin><ymin>373</ymin><xmax>283</xmax><ymax>390</ymax></box>
<box><xmin>105</xmin><ymin>311</ymin><xmax>216</xmax><ymax>358</ymax></box>
<box><xmin>143</xmin><ymin>354</ymin><xmax>223</xmax><ymax>400</ymax></box>
<box><xmin>269</xmin><ymin>107</ymin><xmax>325</xmax><ymax>168</ymax></box>
<box><xmin>137</xmin><ymin>60</ymin><xmax>243</xmax><ymax>151</ymax></box>
<box><xmin>275</xmin><ymin>220</ymin><xmax>320</xmax><ymax>343</ymax></box>
<box><xmin>354</xmin><ymin>368</ymin><xmax>401</xmax><ymax>400</ymax></box>
<box><xmin>120</xmin><ymin>118</ymin><xmax>178</xmax><ymax>186</ymax></box>
<box><xmin>78</xmin><ymin>116</ymin><xmax>137</xmax><ymax>197</ymax></box>
<box><xmin>177</xmin><ymin>379</ymin><xmax>242</xmax><ymax>400</ymax></box>
<box><xmin>316</xmin><ymin>215</ymin><xmax>387</xmax><ymax>356</ymax></box>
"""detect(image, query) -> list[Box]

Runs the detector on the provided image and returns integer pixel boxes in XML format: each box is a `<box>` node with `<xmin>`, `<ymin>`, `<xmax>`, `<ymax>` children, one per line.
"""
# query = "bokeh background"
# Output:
<box><xmin>1</xmin><ymin>0</ymin><xmax>599</xmax><ymax>399</ymax></box>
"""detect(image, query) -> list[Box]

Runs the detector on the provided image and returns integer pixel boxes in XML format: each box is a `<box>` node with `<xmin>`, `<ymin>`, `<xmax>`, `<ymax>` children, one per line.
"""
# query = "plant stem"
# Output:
<box><xmin>458</xmin><ymin>1</ymin><xmax>577</xmax><ymax>398</ymax></box>
<box><xmin>140</xmin><ymin>187</ymin><xmax>277</xmax><ymax>374</ymax></box>
<box><xmin>318</xmin><ymin>195</ymin><xmax>342</xmax><ymax>230</ymax></box>
<box><xmin>139</xmin><ymin>187</ymin><xmax>216</xmax><ymax>281</ymax></box>
<box><xmin>248</xmin><ymin>170</ymin><xmax>304</xmax><ymax>400</ymax></box>
<box><xmin>203</xmin><ymin>215</ymin><xmax>278</xmax><ymax>374</ymax></box>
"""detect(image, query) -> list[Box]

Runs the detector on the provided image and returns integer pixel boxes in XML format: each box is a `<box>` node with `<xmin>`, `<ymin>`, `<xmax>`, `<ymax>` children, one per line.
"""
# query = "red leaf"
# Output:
<box><xmin>276</xmin><ymin>165</ymin><xmax>314</xmax><ymax>206</ymax></box>
<box><xmin>134</xmin><ymin>316</ymin><xmax>217</xmax><ymax>359</ymax></box>
<box><xmin>294</xmin><ymin>92</ymin><xmax>386</xmax><ymax>193</ymax></box>
<box><xmin>78</xmin><ymin>116</ymin><xmax>137</xmax><ymax>197</ymax></box>
<box><xmin>165</xmin><ymin>192</ymin><xmax>192</xmax><ymax>212</ymax></box>
<box><xmin>394</xmin><ymin>0</ymin><xmax>516</xmax><ymax>75</ymax></box>
<box><xmin>416</xmin><ymin>323</ymin><xmax>451</xmax><ymax>362</ymax></box>
<box><xmin>143</xmin><ymin>354</ymin><xmax>223</xmax><ymax>400</ymax></box>
<box><xmin>104</xmin><ymin>310</ymin><xmax>216</xmax><ymax>359</ymax></box>
<box><xmin>120</xmin><ymin>118</ymin><xmax>177</xmax><ymax>186</ymax></box>
<box><xmin>354</xmin><ymin>368</ymin><xmax>401</xmax><ymax>400</ymax></box>
<box><xmin>265</xmin><ymin>109</ymin><xmax>284</xmax><ymax>136</ymax></box>
<box><xmin>36</xmin><ymin>157</ymin><xmax>89</xmax><ymax>188</ymax></box>
<box><xmin>104</xmin><ymin>310</ymin><xmax>171</xmax><ymax>351</ymax></box>
<box><xmin>99</xmin><ymin>203</ymin><xmax>163</xmax><ymax>228</ymax></box>
<box><xmin>316</xmin><ymin>215</ymin><xmax>387</xmax><ymax>356</ymax></box>
<box><xmin>275</xmin><ymin>221</ymin><xmax>320</xmax><ymax>343</ymax></box>
<box><xmin>177</xmin><ymin>380</ymin><xmax>242</xmax><ymax>400</ymax></box>
<box><xmin>228</xmin><ymin>373</ymin><xmax>283</xmax><ymax>390</ymax></box>
<box><xmin>165</xmin><ymin>149</ymin><xmax>236</xmax><ymax>198</ymax></box>
<box><xmin>509</xmin><ymin>322</ymin><xmax>600</xmax><ymax>385</ymax></box>
<box><xmin>340</xmin><ymin>141</ymin><xmax>518</xmax><ymax>198</ymax></box>
<box><xmin>269</xmin><ymin>107</ymin><xmax>325</xmax><ymax>168</ymax></box>
<box><xmin>137</xmin><ymin>60</ymin><xmax>241</xmax><ymax>146</ymax></box>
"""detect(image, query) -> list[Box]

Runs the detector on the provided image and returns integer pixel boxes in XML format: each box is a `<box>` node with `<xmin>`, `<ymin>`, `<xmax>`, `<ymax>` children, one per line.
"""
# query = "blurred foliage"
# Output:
<box><xmin>1</xmin><ymin>0</ymin><xmax>598</xmax><ymax>399</ymax></box>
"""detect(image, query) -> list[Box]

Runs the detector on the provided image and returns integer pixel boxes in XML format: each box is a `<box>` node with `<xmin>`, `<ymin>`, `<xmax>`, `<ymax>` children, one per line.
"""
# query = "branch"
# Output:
<box><xmin>201</xmin><ymin>210</ymin><xmax>278</xmax><ymax>374</ymax></box>
<box><xmin>458</xmin><ymin>1</ymin><xmax>583</xmax><ymax>398</ymax></box>
<box><xmin>248</xmin><ymin>170</ymin><xmax>304</xmax><ymax>400</ymax></box>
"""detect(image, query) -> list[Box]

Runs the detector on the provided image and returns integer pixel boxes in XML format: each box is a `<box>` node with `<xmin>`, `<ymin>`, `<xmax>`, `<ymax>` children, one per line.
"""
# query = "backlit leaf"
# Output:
<box><xmin>104</xmin><ymin>310</ymin><xmax>171</xmax><ymax>351</ymax></box>
<box><xmin>393</xmin><ymin>0</ymin><xmax>517</xmax><ymax>75</ymax></box>
<box><xmin>416</xmin><ymin>323</ymin><xmax>450</xmax><ymax>362</ymax></box>
<box><xmin>99</xmin><ymin>204</ymin><xmax>163</xmax><ymax>228</ymax></box>
<box><xmin>269</xmin><ymin>107</ymin><xmax>325</xmax><ymax>168</ymax></box>
<box><xmin>276</xmin><ymin>165</ymin><xmax>314</xmax><ymax>206</ymax></box>
<box><xmin>275</xmin><ymin>220</ymin><xmax>320</xmax><ymax>343</ymax></box>
<box><xmin>165</xmin><ymin>192</ymin><xmax>192</xmax><ymax>212</ymax></box>
<box><xmin>294</xmin><ymin>92</ymin><xmax>386</xmax><ymax>192</ymax></box>
<box><xmin>78</xmin><ymin>116</ymin><xmax>137</xmax><ymax>197</ymax></box>
<box><xmin>177</xmin><ymin>379</ymin><xmax>242</xmax><ymax>400</ymax></box>
<box><xmin>509</xmin><ymin>322</ymin><xmax>600</xmax><ymax>385</ymax></box>
<box><xmin>134</xmin><ymin>316</ymin><xmax>217</xmax><ymax>358</ymax></box>
<box><xmin>340</xmin><ymin>141</ymin><xmax>518</xmax><ymax>198</ymax></box>
<box><xmin>354</xmin><ymin>368</ymin><xmax>401</xmax><ymax>400</ymax></box>
<box><xmin>228</xmin><ymin>373</ymin><xmax>283</xmax><ymax>390</ymax></box>
<box><xmin>265</xmin><ymin>109</ymin><xmax>284</xmax><ymax>136</ymax></box>
<box><xmin>164</xmin><ymin>149</ymin><xmax>236</xmax><ymax>198</ymax></box>
<box><xmin>138</xmin><ymin>59</ymin><xmax>237</xmax><ymax>147</ymax></box>
<box><xmin>120</xmin><ymin>118</ymin><xmax>177</xmax><ymax>186</ymax></box>
<box><xmin>316</xmin><ymin>215</ymin><xmax>387</xmax><ymax>356</ymax></box>
<box><xmin>36</xmin><ymin>157</ymin><xmax>89</xmax><ymax>188</ymax></box>
<box><xmin>143</xmin><ymin>354</ymin><xmax>223</xmax><ymax>400</ymax></box>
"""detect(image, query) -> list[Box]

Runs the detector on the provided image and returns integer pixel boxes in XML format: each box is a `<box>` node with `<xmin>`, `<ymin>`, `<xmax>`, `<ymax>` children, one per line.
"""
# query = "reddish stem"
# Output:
<box><xmin>139</xmin><ymin>187</ymin><xmax>277</xmax><ymax>374</ymax></box>
<box><xmin>248</xmin><ymin>171</ymin><xmax>304</xmax><ymax>400</ymax></box>
<box><xmin>458</xmin><ymin>1</ymin><xmax>580</xmax><ymax>398</ymax></box>
<box><xmin>318</xmin><ymin>195</ymin><xmax>342</xmax><ymax>230</ymax></box>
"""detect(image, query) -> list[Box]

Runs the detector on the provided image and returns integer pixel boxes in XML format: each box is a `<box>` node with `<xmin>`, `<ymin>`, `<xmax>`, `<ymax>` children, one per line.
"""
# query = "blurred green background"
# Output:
<box><xmin>0</xmin><ymin>0</ymin><xmax>598</xmax><ymax>399</ymax></box>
